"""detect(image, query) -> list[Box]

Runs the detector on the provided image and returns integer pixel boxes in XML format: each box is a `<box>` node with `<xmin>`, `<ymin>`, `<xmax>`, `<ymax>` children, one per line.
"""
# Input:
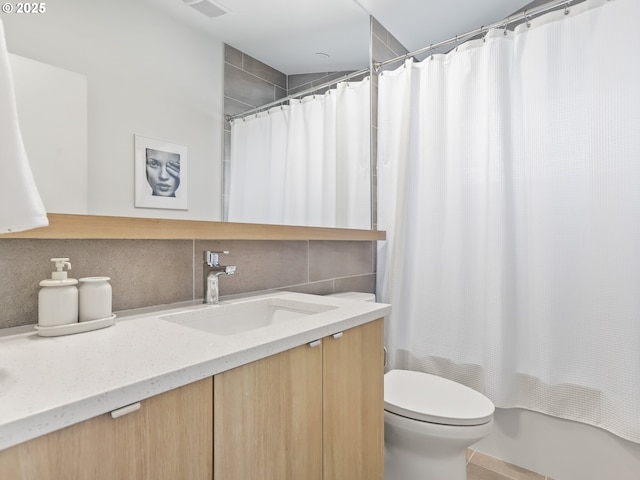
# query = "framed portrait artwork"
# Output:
<box><xmin>134</xmin><ymin>135</ymin><xmax>188</xmax><ymax>210</ymax></box>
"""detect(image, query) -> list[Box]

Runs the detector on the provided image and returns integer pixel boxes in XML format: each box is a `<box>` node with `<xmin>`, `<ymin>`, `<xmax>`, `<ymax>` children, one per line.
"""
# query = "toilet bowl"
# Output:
<box><xmin>326</xmin><ymin>292</ymin><xmax>494</xmax><ymax>480</ymax></box>
<box><xmin>384</xmin><ymin>369</ymin><xmax>495</xmax><ymax>480</ymax></box>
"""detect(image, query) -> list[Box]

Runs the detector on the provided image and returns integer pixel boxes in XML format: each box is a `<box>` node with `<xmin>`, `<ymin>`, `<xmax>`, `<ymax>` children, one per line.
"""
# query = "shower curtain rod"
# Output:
<box><xmin>374</xmin><ymin>0</ymin><xmax>580</xmax><ymax>72</ymax></box>
<box><xmin>226</xmin><ymin>67</ymin><xmax>369</xmax><ymax>122</ymax></box>
<box><xmin>227</xmin><ymin>0</ymin><xmax>580</xmax><ymax>122</ymax></box>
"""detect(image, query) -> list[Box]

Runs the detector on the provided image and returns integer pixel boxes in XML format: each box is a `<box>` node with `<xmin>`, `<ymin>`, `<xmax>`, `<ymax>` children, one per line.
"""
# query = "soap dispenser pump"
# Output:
<box><xmin>38</xmin><ymin>257</ymin><xmax>79</xmax><ymax>327</ymax></box>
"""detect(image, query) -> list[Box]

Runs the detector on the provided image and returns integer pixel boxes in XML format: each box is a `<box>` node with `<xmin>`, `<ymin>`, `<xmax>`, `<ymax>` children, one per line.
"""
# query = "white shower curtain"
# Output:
<box><xmin>377</xmin><ymin>0</ymin><xmax>640</xmax><ymax>442</ymax></box>
<box><xmin>228</xmin><ymin>78</ymin><xmax>371</xmax><ymax>229</ymax></box>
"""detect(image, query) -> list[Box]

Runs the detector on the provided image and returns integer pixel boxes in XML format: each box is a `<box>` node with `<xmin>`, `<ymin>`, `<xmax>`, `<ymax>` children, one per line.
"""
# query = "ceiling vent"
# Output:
<box><xmin>182</xmin><ymin>0</ymin><xmax>230</xmax><ymax>18</ymax></box>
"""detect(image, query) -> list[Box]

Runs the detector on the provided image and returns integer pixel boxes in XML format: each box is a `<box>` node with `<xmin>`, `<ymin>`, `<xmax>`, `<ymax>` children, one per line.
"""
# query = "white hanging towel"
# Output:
<box><xmin>0</xmin><ymin>17</ymin><xmax>48</xmax><ymax>233</ymax></box>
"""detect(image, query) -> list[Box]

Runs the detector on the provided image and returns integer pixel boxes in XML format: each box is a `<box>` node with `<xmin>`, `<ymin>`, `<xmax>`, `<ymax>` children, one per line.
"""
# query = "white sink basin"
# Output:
<box><xmin>159</xmin><ymin>296</ymin><xmax>337</xmax><ymax>336</ymax></box>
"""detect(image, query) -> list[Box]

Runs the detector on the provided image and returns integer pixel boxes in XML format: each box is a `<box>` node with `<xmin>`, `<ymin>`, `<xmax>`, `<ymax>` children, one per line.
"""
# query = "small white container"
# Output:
<box><xmin>78</xmin><ymin>277</ymin><xmax>112</xmax><ymax>322</ymax></box>
<box><xmin>38</xmin><ymin>258</ymin><xmax>79</xmax><ymax>327</ymax></box>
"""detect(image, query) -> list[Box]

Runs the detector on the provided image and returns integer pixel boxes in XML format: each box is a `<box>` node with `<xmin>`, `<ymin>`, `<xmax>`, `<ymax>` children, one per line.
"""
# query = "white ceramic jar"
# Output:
<box><xmin>78</xmin><ymin>277</ymin><xmax>112</xmax><ymax>322</ymax></box>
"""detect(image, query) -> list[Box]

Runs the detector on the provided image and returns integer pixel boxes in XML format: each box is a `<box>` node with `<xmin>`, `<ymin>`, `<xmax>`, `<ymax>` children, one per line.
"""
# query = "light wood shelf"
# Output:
<box><xmin>0</xmin><ymin>214</ymin><xmax>385</xmax><ymax>241</ymax></box>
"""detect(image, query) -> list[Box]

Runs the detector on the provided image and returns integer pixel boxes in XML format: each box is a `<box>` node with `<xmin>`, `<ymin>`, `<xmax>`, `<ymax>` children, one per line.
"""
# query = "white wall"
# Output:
<box><xmin>2</xmin><ymin>0</ymin><xmax>224</xmax><ymax>220</ymax></box>
<box><xmin>474</xmin><ymin>408</ymin><xmax>640</xmax><ymax>480</ymax></box>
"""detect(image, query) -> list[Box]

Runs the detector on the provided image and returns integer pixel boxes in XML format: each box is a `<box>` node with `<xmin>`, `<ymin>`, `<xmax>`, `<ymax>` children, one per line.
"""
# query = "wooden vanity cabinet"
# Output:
<box><xmin>214</xmin><ymin>340</ymin><xmax>324</xmax><ymax>479</ymax></box>
<box><xmin>323</xmin><ymin>318</ymin><xmax>384</xmax><ymax>479</ymax></box>
<box><xmin>213</xmin><ymin>318</ymin><xmax>384</xmax><ymax>480</ymax></box>
<box><xmin>0</xmin><ymin>377</ymin><xmax>213</xmax><ymax>480</ymax></box>
<box><xmin>0</xmin><ymin>319</ymin><xmax>383</xmax><ymax>480</ymax></box>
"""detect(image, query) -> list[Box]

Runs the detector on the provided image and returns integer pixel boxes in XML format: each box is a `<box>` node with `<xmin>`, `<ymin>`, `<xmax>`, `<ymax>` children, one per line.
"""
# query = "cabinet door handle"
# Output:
<box><xmin>110</xmin><ymin>402</ymin><xmax>141</xmax><ymax>419</ymax></box>
<box><xmin>308</xmin><ymin>339</ymin><xmax>322</xmax><ymax>348</ymax></box>
<box><xmin>332</xmin><ymin>332</ymin><xmax>343</xmax><ymax>339</ymax></box>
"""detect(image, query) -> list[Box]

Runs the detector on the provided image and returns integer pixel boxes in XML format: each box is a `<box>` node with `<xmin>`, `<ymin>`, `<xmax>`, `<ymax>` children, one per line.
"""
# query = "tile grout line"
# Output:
<box><xmin>306</xmin><ymin>240</ymin><xmax>310</xmax><ymax>285</ymax></box>
<box><xmin>192</xmin><ymin>239</ymin><xmax>196</xmax><ymax>301</ymax></box>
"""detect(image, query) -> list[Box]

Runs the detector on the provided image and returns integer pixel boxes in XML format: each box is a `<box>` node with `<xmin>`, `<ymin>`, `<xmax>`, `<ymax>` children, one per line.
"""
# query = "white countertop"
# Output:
<box><xmin>0</xmin><ymin>291</ymin><xmax>390</xmax><ymax>451</ymax></box>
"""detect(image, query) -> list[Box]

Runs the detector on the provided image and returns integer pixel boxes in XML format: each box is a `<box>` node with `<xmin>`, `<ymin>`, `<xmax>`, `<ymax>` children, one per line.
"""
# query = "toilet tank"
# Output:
<box><xmin>326</xmin><ymin>292</ymin><xmax>376</xmax><ymax>302</ymax></box>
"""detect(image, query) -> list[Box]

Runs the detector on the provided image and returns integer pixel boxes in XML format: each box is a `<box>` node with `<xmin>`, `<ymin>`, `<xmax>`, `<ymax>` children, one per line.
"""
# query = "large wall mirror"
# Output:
<box><xmin>9</xmin><ymin>54</ymin><xmax>88</xmax><ymax>215</ymax></box>
<box><xmin>2</xmin><ymin>0</ymin><xmax>371</xmax><ymax>229</ymax></box>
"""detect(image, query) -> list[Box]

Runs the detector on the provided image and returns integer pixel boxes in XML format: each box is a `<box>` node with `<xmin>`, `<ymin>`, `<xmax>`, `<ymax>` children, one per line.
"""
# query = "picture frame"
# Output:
<box><xmin>134</xmin><ymin>135</ymin><xmax>188</xmax><ymax>210</ymax></box>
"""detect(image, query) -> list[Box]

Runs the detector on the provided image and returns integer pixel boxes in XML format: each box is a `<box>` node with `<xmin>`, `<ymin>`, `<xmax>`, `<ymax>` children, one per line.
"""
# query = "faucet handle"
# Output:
<box><xmin>204</xmin><ymin>250</ymin><xmax>229</xmax><ymax>267</ymax></box>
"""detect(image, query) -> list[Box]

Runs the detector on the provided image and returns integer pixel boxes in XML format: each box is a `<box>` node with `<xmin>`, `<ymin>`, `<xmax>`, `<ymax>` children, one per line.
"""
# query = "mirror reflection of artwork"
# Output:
<box><xmin>146</xmin><ymin>148</ymin><xmax>180</xmax><ymax>197</ymax></box>
<box><xmin>134</xmin><ymin>135</ymin><xmax>187</xmax><ymax>210</ymax></box>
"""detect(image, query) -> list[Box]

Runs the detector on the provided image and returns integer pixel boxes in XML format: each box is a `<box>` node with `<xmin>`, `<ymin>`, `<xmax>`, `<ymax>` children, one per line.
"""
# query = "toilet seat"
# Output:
<box><xmin>384</xmin><ymin>369</ymin><xmax>494</xmax><ymax>426</ymax></box>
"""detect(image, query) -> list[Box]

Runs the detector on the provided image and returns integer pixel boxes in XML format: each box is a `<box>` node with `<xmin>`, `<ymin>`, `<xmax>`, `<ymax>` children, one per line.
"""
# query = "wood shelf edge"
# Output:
<box><xmin>0</xmin><ymin>214</ymin><xmax>386</xmax><ymax>241</ymax></box>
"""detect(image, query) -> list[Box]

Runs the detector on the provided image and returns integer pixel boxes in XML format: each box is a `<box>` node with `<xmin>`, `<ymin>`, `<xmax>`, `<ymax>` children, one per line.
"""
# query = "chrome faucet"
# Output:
<box><xmin>203</xmin><ymin>250</ymin><xmax>236</xmax><ymax>304</ymax></box>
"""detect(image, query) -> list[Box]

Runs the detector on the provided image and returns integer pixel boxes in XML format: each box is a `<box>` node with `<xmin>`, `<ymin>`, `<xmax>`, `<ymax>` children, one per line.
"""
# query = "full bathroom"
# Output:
<box><xmin>1</xmin><ymin>0</ymin><xmax>640</xmax><ymax>479</ymax></box>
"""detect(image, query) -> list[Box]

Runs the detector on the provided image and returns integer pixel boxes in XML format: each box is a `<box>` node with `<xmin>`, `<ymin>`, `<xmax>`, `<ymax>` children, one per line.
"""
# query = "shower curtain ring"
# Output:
<box><xmin>564</xmin><ymin>1</ymin><xmax>571</xmax><ymax>15</ymax></box>
<box><xmin>455</xmin><ymin>35</ymin><xmax>459</xmax><ymax>51</ymax></box>
<box><xmin>503</xmin><ymin>21</ymin><xmax>509</xmax><ymax>35</ymax></box>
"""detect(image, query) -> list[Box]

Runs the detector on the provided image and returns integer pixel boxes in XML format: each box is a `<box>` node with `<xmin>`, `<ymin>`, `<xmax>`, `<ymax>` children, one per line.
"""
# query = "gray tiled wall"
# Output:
<box><xmin>223</xmin><ymin>45</ymin><xmax>287</xmax><ymax>120</ymax></box>
<box><xmin>287</xmin><ymin>70</ymin><xmax>367</xmax><ymax>97</ymax></box>
<box><xmin>371</xmin><ymin>17</ymin><xmax>410</xmax><ymax>70</ymax></box>
<box><xmin>370</xmin><ymin>17</ymin><xmax>410</xmax><ymax>230</ymax></box>
<box><xmin>0</xmin><ymin>238</ymin><xmax>376</xmax><ymax>329</ymax></box>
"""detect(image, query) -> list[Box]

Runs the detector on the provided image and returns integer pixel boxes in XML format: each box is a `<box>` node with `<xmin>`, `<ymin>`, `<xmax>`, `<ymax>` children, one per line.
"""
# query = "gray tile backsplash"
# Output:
<box><xmin>0</xmin><ymin>238</ymin><xmax>376</xmax><ymax>329</ymax></box>
<box><xmin>335</xmin><ymin>273</ymin><xmax>376</xmax><ymax>294</ymax></box>
<box><xmin>194</xmin><ymin>240</ymin><xmax>309</xmax><ymax>298</ymax></box>
<box><xmin>309</xmin><ymin>240</ymin><xmax>374</xmax><ymax>281</ymax></box>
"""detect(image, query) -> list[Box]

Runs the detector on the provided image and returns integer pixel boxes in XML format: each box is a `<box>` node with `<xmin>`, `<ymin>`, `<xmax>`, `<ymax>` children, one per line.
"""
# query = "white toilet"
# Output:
<box><xmin>384</xmin><ymin>369</ymin><xmax>494</xmax><ymax>480</ymax></box>
<box><xmin>327</xmin><ymin>292</ymin><xmax>495</xmax><ymax>480</ymax></box>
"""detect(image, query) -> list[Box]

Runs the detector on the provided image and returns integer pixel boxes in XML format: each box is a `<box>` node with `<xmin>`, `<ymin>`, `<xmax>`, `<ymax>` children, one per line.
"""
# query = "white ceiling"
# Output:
<box><xmin>147</xmin><ymin>0</ymin><xmax>534</xmax><ymax>75</ymax></box>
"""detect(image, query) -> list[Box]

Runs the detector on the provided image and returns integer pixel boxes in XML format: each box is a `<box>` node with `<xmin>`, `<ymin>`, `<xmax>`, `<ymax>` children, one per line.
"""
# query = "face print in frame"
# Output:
<box><xmin>134</xmin><ymin>135</ymin><xmax>188</xmax><ymax>210</ymax></box>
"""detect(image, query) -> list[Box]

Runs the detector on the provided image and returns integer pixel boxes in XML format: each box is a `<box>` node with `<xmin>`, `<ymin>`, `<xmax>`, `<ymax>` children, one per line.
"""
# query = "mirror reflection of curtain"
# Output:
<box><xmin>377</xmin><ymin>0</ymin><xmax>640</xmax><ymax>442</ymax></box>
<box><xmin>228</xmin><ymin>78</ymin><xmax>370</xmax><ymax>229</ymax></box>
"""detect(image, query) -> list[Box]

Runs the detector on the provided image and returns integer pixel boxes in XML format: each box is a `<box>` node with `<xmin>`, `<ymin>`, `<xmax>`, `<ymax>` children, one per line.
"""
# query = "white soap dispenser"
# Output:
<box><xmin>38</xmin><ymin>258</ymin><xmax>79</xmax><ymax>327</ymax></box>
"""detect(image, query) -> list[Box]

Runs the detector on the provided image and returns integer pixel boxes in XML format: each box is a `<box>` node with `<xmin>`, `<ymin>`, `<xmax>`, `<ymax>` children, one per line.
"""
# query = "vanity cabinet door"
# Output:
<box><xmin>323</xmin><ymin>318</ymin><xmax>384</xmax><ymax>480</ymax></box>
<box><xmin>0</xmin><ymin>377</ymin><xmax>213</xmax><ymax>480</ymax></box>
<box><xmin>213</xmin><ymin>342</ymin><xmax>323</xmax><ymax>480</ymax></box>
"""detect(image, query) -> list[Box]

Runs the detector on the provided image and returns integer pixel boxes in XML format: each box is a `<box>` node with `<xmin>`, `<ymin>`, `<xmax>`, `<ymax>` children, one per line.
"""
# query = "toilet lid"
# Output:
<box><xmin>384</xmin><ymin>369</ymin><xmax>494</xmax><ymax>426</ymax></box>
